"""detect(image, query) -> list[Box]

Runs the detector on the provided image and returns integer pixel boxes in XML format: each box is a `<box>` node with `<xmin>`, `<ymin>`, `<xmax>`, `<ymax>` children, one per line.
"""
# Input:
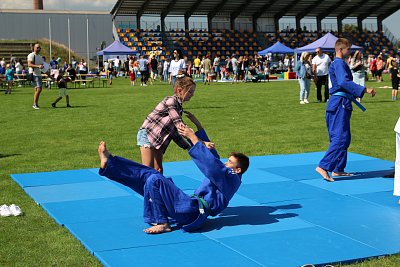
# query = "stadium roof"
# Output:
<box><xmin>111</xmin><ymin>0</ymin><xmax>400</xmax><ymax>21</ymax></box>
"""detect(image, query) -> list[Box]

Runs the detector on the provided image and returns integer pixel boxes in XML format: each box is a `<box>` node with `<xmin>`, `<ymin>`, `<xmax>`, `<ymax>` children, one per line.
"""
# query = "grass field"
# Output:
<box><xmin>0</xmin><ymin>75</ymin><xmax>399</xmax><ymax>266</ymax></box>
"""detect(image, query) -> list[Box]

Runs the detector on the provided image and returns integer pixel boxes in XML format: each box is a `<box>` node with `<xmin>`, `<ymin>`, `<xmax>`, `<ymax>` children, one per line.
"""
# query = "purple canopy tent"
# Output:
<box><xmin>258</xmin><ymin>41</ymin><xmax>294</xmax><ymax>55</ymax></box>
<box><xmin>295</xmin><ymin>32</ymin><xmax>363</xmax><ymax>53</ymax></box>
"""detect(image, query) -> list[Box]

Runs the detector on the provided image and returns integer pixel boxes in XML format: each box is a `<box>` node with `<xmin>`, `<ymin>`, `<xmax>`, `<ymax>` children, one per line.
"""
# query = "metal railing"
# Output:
<box><xmin>383</xmin><ymin>25</ymin><xmax>399</xmax><ymax>48</ymax></box>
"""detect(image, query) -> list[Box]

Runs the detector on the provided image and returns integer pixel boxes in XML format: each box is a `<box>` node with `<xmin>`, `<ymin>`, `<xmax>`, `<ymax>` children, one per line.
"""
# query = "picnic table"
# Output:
<box><xmin>71</xmin><ymin>74</ymin><xmax>108</xmax><ymax>88</ymax></box>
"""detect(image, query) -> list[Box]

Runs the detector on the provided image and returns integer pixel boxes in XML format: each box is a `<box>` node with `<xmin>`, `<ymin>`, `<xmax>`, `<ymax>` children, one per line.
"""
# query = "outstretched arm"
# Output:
<box><xmin>183</xmin><ymin>110</ymin><xmax>203</xmax><ymax>131</ymax></box>
<box><xmin>178</xmin><ymin>125</ymin><xmax>199</xmax><ymax>145</ymax></box>
<box><xmin>178</xmin><ymin>125</ymin><xmax>215</xmax><ymax>150</ymax></box>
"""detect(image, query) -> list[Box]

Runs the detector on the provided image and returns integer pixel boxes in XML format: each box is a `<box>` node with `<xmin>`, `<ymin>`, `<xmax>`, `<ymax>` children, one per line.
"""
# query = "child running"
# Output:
<box><xmin>316</xmin><ymin>38</ymin><xmax>376</xmax><ymax>182</ymax></box>
<box><xmin>137</xmin><ymin>71</ymin><xmax>195</xmax><ymax>173</ymax></box>
<box><xmin>51</xmin><ymin>69</ymin><xmax>72</xmax><ymax>108</ymax></box>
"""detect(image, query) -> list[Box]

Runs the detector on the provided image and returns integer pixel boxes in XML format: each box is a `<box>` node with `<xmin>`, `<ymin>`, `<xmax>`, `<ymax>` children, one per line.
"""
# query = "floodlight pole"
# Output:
<box><xmin>49</xmin><ymin>17</ymin><xmax>52</xmax><ymax>61</ymax></box>
<box><xmin>68</xmin><ymin>18</ymin><xmax>71</xmax><ymax>64</ymax></box>
<box><xmin>86</xmin><ymin>18</ymin><xmax>90</xmax><ymax>70</ymax></box>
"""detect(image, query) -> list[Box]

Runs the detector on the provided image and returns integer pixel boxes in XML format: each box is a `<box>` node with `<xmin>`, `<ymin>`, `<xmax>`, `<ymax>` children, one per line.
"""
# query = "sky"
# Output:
<box><xmin>1</xmin><ymin>0</ymin><xmax>400</xmax><ymax>38</ymax></box>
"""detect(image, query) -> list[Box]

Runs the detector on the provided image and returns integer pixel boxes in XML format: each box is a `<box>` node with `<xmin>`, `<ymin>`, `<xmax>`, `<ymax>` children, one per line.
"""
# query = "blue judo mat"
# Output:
<box><xmin>10</xmin><ymin>152</ymin><xmax>399</xmax><ymax>267</ymax></box>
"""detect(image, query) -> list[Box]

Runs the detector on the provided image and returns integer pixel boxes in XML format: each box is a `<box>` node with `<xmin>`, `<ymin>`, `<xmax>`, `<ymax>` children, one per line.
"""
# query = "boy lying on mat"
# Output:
<box><xmin>98</xmin><ymin>113</ymin><xmax>249</xmax><ymax>234</ymax></box>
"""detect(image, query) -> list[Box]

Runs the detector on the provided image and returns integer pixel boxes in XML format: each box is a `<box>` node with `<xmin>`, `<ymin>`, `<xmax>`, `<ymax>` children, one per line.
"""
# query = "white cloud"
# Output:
<box><xmin>0</xmin><ymin>0</ymin><xmax>115</xmax><ymax>11</ymax></box>
<box><xmin>0</xmin><ymin>0</ymin><xmax>32</xmax><ymax>9</ymax></box>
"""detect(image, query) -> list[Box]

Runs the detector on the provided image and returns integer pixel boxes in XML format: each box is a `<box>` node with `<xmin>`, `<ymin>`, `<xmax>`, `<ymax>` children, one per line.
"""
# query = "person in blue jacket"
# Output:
<box><xmin>316</xmin><ymin>38</ymin><xmax>376</xmax><ymax>182</ymax></box>
<box><xmin>98</xmin><ymin>112</ymin><xmax>249</xmax><ymax>234</ymax></box>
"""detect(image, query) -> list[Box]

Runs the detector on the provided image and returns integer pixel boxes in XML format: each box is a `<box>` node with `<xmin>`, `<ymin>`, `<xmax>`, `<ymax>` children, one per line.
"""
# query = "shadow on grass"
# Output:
<box><xmin>49</xmin><ymin>105</ymin><xmax>90</xmax><ymax>109</ymax></box>
<box><xmin>186</xmin><ymin>106</ymin><xmax>226</xmax><ymax>109</ymax></box>
<box><xmin>193</xmin><ymin>204</ymin><xmax>301</xmax><ymax>233</ymax></box>
<box><xmin>334</xmin><ymin>168</ymin><xmax>394</xmax><ymax>181</ymax></box>
<box><xmin>0</xmin><ymin>153</ymin><xmax>21</xmax><ymax>159</ymax></box>
<box><xmin>363</xmin><ymin>100</ymin><xmax>398</xmax><ymax>104</ymax></box>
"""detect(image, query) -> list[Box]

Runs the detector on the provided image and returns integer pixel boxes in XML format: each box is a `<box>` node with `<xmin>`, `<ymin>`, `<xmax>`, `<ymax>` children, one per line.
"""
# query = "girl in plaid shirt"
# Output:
<box><xmin>137</xmin><ymin>71</ymin><xmax>195</xmax><ymax>173</ymax></box>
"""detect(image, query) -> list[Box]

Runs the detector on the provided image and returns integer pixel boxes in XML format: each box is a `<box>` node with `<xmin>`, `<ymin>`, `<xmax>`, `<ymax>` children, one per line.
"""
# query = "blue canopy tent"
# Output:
<box><xmin>258</xmin><ymin>41</ymin><xmax>294</xmax><ymax>55</ymax></box>
<box><xmin>295</xmin><ymin>32</ymin><xmax>363</xmax><ymax>53</ymax></box>
<box><xmin>96</xmin><ymin>40</ymin><xmax>138</xmax><ymax>64</ymax></box>
<box><xmin>96</xmin><ymin>40</ymin><xmax>137</xmax><ymax>56</ymax></box>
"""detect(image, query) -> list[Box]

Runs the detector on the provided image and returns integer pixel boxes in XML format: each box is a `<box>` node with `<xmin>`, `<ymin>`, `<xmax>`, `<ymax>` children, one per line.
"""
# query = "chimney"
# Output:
<box><xmin>33</xmin><ymin>0</ymin><xmax>43</xmax><ymax>10</ymax></box>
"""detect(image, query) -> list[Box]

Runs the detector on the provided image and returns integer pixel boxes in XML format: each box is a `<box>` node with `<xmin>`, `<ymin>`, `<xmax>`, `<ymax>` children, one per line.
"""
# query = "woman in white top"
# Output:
<box><xmin>168</xmin><ymin>49</ymin><xmax>186</xmax><ymax>87</ymax></box>
<box><xmin>350</xmin><ymin>51</ymin><xmax>366</xmax><ymax>87</ymax></box>
<box><xmin>78</xmin><ymin>59</ymin><xmax>88</xmax><ymax>83</ymax></box>
<box><xmin>15</xmin><ymin>59</ymin><xmax>24</xmax><ymax>87</ymax></box>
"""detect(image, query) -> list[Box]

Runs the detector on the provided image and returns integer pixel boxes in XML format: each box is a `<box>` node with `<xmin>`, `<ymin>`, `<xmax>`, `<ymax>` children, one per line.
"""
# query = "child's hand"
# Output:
<box><xmin>203</xmin><ymin>141</ymin><xmax>215</xmax><ymax>150</ymax></box>
<box><xmin>178</xmin><ymin>124</ymin><xmax>200</xmax><ymax>145</ymax></box>
<box><xmin>366</xmin><ymin>88</ymin><xmax>376</xmax><ymax>97</ymax></box>
<box><xmin>178</xmin><ymin>125</ymin><xmax>195</xmax><ymax>138</ymax></box>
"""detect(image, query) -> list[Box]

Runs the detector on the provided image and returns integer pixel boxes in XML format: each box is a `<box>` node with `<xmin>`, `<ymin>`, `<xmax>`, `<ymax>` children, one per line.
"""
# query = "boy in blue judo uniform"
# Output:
<box><xmin>316</xmin><ymin>38</ymin><xmax>376</xmax><ymax>182</ymax></box>
<box><xmin>98</xmin><ymin>114</ymin><xmax>249</xmax><ymax>234</ymax></box>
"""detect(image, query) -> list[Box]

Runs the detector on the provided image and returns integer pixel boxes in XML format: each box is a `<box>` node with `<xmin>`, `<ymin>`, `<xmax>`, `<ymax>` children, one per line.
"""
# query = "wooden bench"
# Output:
<box><xmin>72</xmin><ymin>79</ymin><xmax>94</xmax><ymax>88</ymax></box>
<box><xmin>93</xmin><ymin>77</ymin><xmax>108</xmax><ymax>88</ymax></box>
<box><xmin>0</xmin><ymin>78</ymin><xmax>5</xmax><ymax>88</ymax></box>
<box><xmin>14</xmin><ymin>79</ymin><xmax>27</xmax><ymax>87</ymax></box>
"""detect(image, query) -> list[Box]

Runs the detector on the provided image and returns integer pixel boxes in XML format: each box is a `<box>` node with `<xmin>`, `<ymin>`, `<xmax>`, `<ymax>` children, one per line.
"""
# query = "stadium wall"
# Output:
<box><xmin>0</xmin><ymin>10</ymin><xmax>113</xmax><ymax>61</ymax></box>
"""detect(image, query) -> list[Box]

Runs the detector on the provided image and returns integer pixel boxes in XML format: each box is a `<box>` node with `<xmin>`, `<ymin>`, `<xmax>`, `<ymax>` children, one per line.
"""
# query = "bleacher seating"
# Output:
<box><xmin>119</xmin><ymin>28</ymin><xmax>166</xmax><ymax>58</ymax></box>
<box><xmin>116</xmin><ymin>27</ymin><xmax>397</xmax><ymax>60</ymax></box>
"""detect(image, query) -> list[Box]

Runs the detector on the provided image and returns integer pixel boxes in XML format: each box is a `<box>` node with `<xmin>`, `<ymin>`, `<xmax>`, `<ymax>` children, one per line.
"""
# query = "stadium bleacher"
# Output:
<box><xmin>117</xmin><ymin>28</ymin><xmax>263</xmax><ymax>60</ymax></box>
<box><xmin>116</xmin><ymin>27</ymin><xmax>397</xmax><ymax>60</ymax></box>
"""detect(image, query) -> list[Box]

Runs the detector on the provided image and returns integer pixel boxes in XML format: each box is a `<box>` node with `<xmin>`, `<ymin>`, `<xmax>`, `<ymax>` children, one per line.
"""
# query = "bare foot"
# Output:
<box><xmin>98</xmin><ymin>141</ymin><xmax>110</xmax><ymax>169</ymax></box>
<box><xmin>143</xmin><ymin>223</ymin><xmax>172</xmax><ymax>234</ymax></box>
<box><xmin>316</xmin><ymin>166</ymin><xmax>335</xmax><ymax>182</ymax></box>
<box><xmin>332</xmin><ymin>172</ymin><xmax>353</xmax><ymax>177</ymax></box>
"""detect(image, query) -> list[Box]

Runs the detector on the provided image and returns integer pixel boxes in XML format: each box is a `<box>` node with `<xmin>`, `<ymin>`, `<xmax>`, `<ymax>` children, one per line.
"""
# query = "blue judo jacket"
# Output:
<box><xmin>327</xmin><ymin>57</ymin><xmax>365</xmax><ymax>111</ymax></box>
<box><xmin>181</xmin><ymin>130</ymin><xmax>242</xmax><ymax>231</ymax></box>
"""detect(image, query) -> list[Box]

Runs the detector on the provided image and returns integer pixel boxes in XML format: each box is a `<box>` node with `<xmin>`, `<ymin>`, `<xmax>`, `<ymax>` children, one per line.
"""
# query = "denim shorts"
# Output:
<box><xmin>137</xmin><ymin>128</ymin><xmax>151</xmax><ymax>148</ymax></box>
<box><xmin>32</xmin><ymin>75</ymin><xmax>42</xmax><ymax>88</ymax></box>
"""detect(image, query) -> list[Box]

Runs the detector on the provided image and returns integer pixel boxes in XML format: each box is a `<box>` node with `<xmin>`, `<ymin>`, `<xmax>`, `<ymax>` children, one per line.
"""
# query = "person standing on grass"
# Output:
<box><xmin>137</xmin><ymin>71</ymin><xmax>195</xmax><ymax>174</ymax></box>
<box><xmin>202</xmin><ymin>55</ymin><xmax>212</xmax><ymax>85</ymax></box>
<box><xmin>149</xmin><ymin>54</ymin><xmax>158</xmax><ymax>85</ymax></box>
<box><xmin>15</xmin><ymin>59</ymin><xmax>24</xmax><ymax>87</ymax></box>
<box><xmin>295</xmin><ymin>52</ymin><xmax>312</xmax><ymax>104</ymax></box>
<box><xmin>28</xmin><ymin>43</ymin><xmax>44</xmax><ymax>109</ymax></box>
<box><xmin>78</xmin><ymin>59</ymin><xmax>88</xmax><ymax>86</ymax></box>
<box><xmin>5</xmin><ymin>64</ymin><xmax>14</xmax><ymax>94</ymax></box>
<box><xmin>129</xmin><ymin>67</ymin><xmax>135</xmax><ymax>86</ymax></box>
<box><xmin>312</xmin><ymin>47</ymin><xmax>331</xmax><ymax>102</ymax></box>
<box><xmin>114</xmin><ymin>56</ymin><xmax>121</xmax><ymax>77</ymax></box>
<box><xmin>138</xmin><ymin>55</ymin><xmax>149</xmax><ymax>86</ymax></box>
<box><xmin>168</xmin><ymin>49</ymin><xmax>186</xmax><ymax>87</ymax></box>
<box><xmin>51</xmin><ymin>69</ymin><xmax>71</xmax><ymax>108</ymax></box>
<box><xmin>390</xmin><ymin>61</ymin><xmax>399</xmax><ymax>101</ymax></box>
<box><xmin>316</xmin><ymin>38</ymin><xmax>376</xmax><ymax>182</ymax></box>
<box><xmin>375</xmin><ymin>55</ymin><xmax>384</xmax><ymax>82</ymax></box>
<box><xmin>107</xmin><ymin>61</ymin><xmax>114</xmax><ymax>86</ymax></box>
<box><xmin>194</xmin><ymin>55</ymin><xmax>201</xmax><ymax>78</ymax></box>
<box><xmin>163</xmin><ymin>58</ymin><xmax>170</xmax><ymax>83</ymax></box>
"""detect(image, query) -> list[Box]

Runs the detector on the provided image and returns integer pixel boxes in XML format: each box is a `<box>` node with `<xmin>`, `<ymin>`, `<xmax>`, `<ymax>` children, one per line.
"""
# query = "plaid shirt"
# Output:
<box><xmin>141</xmin><ymin>95</ymin><xmax>191</xmax><ymax>151</ymax></box>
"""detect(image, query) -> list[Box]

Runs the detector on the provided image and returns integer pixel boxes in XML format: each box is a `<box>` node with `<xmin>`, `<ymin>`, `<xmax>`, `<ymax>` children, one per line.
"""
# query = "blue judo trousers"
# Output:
<box><xmin>99</xmin><ymin>130</ymin><xmax>242</xmax><ymax>232</ymax></box>
<box><xmin>318</xmin><ymin>57</ymin><xmax>365</xmax><ymax>173</ymax></box>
